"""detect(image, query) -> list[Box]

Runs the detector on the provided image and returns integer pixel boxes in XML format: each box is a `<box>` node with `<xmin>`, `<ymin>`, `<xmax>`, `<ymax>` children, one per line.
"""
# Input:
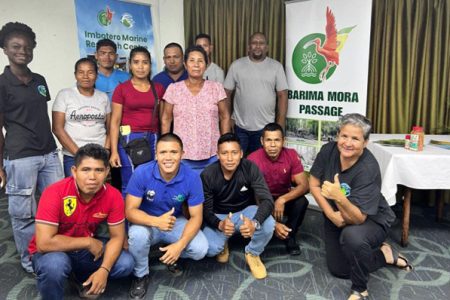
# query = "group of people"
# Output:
<box><xmin>0</xmin><ymin>21</ymin><xmax>412</xmax><ymax>300</ymax></box>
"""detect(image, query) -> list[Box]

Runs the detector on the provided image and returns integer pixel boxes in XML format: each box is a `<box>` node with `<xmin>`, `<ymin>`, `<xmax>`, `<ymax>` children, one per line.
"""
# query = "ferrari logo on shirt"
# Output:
<box><xmin>63</xmin><ymin>196</ymin><xmax>77</xmax><ymax>217</ymax></box>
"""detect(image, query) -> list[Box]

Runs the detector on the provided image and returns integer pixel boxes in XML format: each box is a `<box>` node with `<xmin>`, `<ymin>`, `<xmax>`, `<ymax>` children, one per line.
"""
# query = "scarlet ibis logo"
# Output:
<box><xmin>292</xmin><ymin>7</ymin><xmax>356</xmax><ymax>84</ymax></box>
<box><xmin>98</xmin><ymin>6</ymin><xmax>114</xmax><ymax>27</ymax></box>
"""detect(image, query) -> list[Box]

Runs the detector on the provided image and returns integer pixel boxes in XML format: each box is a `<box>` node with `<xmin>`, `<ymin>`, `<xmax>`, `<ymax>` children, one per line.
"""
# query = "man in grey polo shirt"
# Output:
<box><xmin>195</xmin><ymin>33</ymin><xmax>224</xmax><ymax>83</ymax></box>
<box><xmin>224</xmin><ymin>32</ymin><xmax>288</xmax><ymax>154</ymax></box>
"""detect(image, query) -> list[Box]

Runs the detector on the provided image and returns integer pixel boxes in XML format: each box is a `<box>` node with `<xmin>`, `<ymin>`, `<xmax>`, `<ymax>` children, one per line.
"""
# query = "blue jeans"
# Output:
<box><xmin>4</xmin><ymin>150</ymin><xmax>63</xmax><ymax>272</ymax></box>
<box><xmin>234</xmin><ymin>125</ymin><xmax>263</xmax><ymax>155</ymax></box>
<box><xmin>202</xmin><ymin>205</ymin><xmax>275</xmax><ymax>257</ymax></box>
<box><xmin>32</xmin><ymin>247</ymin><xmax>134</xmax><ymax>300</ymax></box>
<box><xmin>63</xmin><ymin>155</ymin><xmax>75</xmax><ymax>177</ymax></box>
<box><xmin>182</xmin><ymin>156</ymin><xmax>218</xmax><ymax>174</ymax></box>
<box><xmin>128</xmin><ymin>217</ymin><xmax>208</xmax><ymax>277</ymax></box>
<box><xmin>118</xmin><ymin>132</ymin><xmax>157</xmax><ymax>198</ymax></box>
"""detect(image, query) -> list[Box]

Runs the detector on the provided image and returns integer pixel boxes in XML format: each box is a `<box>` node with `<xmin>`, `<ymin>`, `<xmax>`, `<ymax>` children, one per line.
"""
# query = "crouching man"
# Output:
<box><xmin>126</xmin><ymin>133</ymin><xmax>208</xmax><ymax>300</ymax></box>
<box><xmin>248</xmin><ymin>123</ymin><xmax>309</xmax><ymax>255</ymax></box>
<box><xmin>29</xmin><ymin>144</ymin><xmax>134</xmax><ymax>300</ymax></box>
<box><xmin>201</xmin><ymin>133</ymin><xmax>275</xmax><ymax>279</ymax></box>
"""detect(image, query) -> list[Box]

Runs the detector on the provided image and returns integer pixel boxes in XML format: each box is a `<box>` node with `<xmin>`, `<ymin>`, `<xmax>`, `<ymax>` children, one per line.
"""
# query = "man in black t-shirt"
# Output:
<box><xmin>201</xmin><ymin>133</ymin><xmax>275</xmax><ymax>279</ymax></box>
<box><xmin>0</xmin><ymin>22</ymin><xmax>63</xmax><ymax>273</ymax></box>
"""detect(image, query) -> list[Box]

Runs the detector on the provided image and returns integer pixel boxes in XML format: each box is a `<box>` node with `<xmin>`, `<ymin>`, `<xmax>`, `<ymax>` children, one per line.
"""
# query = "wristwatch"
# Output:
<box><xmin>252</xmin><ymin>220</ymin><xmax>261</xmax><ymax>230</ymax></box>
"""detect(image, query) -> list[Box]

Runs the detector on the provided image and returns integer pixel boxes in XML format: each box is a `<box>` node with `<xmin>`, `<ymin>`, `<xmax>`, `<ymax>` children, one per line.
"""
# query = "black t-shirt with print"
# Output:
<box><xmin>310</xmin><ymin>142</ymin><xmax>395</xmax><ymax>230</ymax></box>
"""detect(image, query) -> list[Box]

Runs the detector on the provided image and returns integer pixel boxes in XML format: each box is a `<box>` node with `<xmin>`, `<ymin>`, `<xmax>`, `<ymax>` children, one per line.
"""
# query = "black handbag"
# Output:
<box><xmin>121</xmin><ymin>81</ymin><xmax>159</xmax><ymax>166</ymax></box>
<box><xmin>123</xmin><ymin>137</ymin><xmax>152</xmax><ymax>166</ymax></box>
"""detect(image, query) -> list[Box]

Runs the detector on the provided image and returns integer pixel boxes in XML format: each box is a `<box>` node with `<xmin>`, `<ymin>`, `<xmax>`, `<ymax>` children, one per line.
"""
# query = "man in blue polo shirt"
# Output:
<box><xmin>95</xmin><ymin>39</ymin><xmax>130</xmax><ymax>100</ymax></box>
<box><xmin>152</xmin><ymin>43</ymin><xmax>188</xmax><ymax>89</ymax></box>
<box><xmin>125</xmin><ymin>133</ymin><xmax>207</xmax><ymax>300</ymax></box>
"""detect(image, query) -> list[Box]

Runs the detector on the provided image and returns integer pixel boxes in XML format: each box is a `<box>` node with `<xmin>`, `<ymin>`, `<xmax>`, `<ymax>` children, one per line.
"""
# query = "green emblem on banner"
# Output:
<box><xmin>120</xmin><ymin>13</ymin><xmax>134</xmax><ymax>28</ymax></box>
<box><xmin>292</xmin><ymin>7</ymin><xmax>356</xmax><ymax>84</ymax></box>
<box><xmin>97</xmin><ymin>6</ymin><xmax>114</xmax><ymax>27</ymax></box>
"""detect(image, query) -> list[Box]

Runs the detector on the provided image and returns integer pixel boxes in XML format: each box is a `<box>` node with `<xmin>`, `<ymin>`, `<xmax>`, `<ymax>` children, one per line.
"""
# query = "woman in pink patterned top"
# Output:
<box><xmin>161</xmin><ymin>45</ymin><xmax>231</xmax><ymax>173</ymax></box>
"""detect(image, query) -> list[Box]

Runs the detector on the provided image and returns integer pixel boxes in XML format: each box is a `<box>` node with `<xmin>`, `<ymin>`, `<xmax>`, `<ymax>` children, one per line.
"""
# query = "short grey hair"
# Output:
<box><xmin>337</xmin><ymin>113</ymin><xmax>372</xmax><ymax>140</ymax></box>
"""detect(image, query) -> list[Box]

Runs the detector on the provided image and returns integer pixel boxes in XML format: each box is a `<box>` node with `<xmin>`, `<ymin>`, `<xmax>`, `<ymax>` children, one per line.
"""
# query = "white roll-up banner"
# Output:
<box><xmin>285</xmin><ymin>0</ymin><xmax>373</xmax><ymax>170</ymax></box>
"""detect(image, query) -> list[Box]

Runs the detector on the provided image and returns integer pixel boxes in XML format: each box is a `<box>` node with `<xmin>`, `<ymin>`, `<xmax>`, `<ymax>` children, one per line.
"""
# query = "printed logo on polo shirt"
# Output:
<box><xmin>63</xmin><ymin>196</ymin><xmax>77</xmax><ymax>217</ymax></box>
<box><xmin>340</xmin><ymin>183</ymin><xmax>351</xmax><ymax>197</ymax></box>
<box><xmin>93</xmin><ymin>212</ymin><xmax>108</xmax><ymax>219</ymax></box>
<box><xmin>37</xmin><ymin>85</ymin><xmax>47</xmax><ymax>97</ymax></box>
<box><xmin>146</xmin><ymin>190</ymin><xmax>156</xmax><ymax>202</ymax></box>
<box><xmin>172</xmin><ymin>194</ymin><xmax>186</xmax><ymax>203</ymax></box>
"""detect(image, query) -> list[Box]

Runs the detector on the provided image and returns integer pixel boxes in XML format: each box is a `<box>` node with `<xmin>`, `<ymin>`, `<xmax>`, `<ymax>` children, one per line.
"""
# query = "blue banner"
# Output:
<box><xmin>74</xmin><ymin>0</ymin><xmax>156</xmax><ymax>75</ymax></box>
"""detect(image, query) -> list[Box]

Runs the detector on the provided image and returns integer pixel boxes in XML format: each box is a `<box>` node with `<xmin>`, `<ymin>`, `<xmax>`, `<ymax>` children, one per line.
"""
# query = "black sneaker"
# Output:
<box><xmin>286</xmin><ymin>237</ymin><xmax>301</xmax><ymax>256</ymax></box>
<box><xmin>167</xmin><ymin>263</ymin><xmax>183</xmax><ymax>277</ymax></box>
<box><xmin>129</xmin><ymin>274</ymin><xmax>150</xmax><ymax>299</ymax></box>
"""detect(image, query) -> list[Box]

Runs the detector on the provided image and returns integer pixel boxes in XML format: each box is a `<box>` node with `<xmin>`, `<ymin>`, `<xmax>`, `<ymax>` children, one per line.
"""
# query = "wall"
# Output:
<box><xmin>0</xmin><ymin>0</ymin><xmax>184</xmax><ymax>98</ymax></box>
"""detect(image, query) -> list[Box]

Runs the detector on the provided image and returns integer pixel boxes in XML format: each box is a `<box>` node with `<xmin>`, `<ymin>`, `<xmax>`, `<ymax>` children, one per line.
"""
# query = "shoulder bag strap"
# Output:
<box><xmin>149</xmin><ymin>80</ymin><xmax>159</xmax><ymax>132</ymax></box>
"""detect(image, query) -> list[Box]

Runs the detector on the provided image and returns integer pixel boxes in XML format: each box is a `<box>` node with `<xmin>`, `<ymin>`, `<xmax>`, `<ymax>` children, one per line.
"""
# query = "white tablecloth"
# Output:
<box><xmin>367</xmin><ymin>134</ymin><xmax>450</xmax><ymax>205</ymax></box>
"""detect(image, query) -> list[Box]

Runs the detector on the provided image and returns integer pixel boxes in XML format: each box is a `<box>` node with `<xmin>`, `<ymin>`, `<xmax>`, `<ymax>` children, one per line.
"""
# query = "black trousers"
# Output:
<box><xmin>324</xmin><ymin>216</ymin><xmax>387</xmax><ymax>292</ymax></box>
<box><xmin>283</xmin><ymin>195</ymin><xmax>309</xmax><ymax>238</ymax></box>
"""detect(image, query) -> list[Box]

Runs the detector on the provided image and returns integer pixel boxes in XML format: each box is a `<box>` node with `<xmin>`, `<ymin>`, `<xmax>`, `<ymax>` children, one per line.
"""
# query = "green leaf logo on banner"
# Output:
<box><xmin>120</xmin><ymin>13</ymin><xmax>135</xmax><ymax>28</ymax></box>
<box><xmin>97</xmin><ymin>6</ymin><xmax>114</xmax><ymax>27</ymax></box>
<box><xmin>292</xmin><ymin>7</ymin><xmax>356</xmax><ymax>84</ymax></box>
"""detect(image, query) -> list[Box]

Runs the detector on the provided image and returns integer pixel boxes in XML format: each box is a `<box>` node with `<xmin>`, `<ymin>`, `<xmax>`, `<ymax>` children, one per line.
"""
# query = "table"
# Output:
<box><xmin>367</xmin><ymin>134</ymin><xmax>450</xmax><ymax>246</ymax></box>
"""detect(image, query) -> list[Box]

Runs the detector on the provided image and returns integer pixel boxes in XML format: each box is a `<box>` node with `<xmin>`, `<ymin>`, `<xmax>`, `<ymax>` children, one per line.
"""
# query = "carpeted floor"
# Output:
<box><xmin>1</xmin><ymin>190</ymin><xmax>449</xmax><ymax>300</ymax></box>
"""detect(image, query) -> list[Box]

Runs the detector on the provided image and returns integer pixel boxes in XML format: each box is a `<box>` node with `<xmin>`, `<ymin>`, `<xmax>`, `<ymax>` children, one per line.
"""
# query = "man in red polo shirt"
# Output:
<box><xmin>248</xmin><ymin>123</ymin><xmax>309</xmax><ymax>255</ymax></box>
<box><xmin>28</xmin><ymin>144</ymin><xmax>134</xmax><ymax>299</ymax></box>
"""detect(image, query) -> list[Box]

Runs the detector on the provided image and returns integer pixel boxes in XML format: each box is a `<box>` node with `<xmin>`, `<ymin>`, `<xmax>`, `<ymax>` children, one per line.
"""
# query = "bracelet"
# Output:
<box><xmin>99</xmin><ymin>266</ymin><xmax>110</xmax><ymax>274</ymax></box>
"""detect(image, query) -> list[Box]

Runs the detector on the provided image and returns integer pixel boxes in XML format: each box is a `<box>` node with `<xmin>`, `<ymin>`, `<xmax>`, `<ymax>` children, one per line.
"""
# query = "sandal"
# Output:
<box><xmin>348</xmin><ymin>290</ymin><xmax>369</xmax><ymax>300</ymax></box>
<box><xmin>382</xmin><ymin>242</ymin><xmax>414</xmax><ymax>271</ymax></box>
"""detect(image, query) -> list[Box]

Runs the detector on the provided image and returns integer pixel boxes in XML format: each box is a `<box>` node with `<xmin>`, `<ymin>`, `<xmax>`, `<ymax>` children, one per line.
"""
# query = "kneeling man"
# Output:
<box><xmin>29</xmin><ymin>144</ymin><xmax>134</xmax><ymax>300</ymax></box>
<box><xmin>126</xmin><ymin>133</ymin><xmax>208</xmax><ymax>299</ymax></box>
<box><xmin>201</xmin><ymin>133</ymin><xmax>275</xmax><ymax>279</ymax></box>
<box><xmin>248</xmin><ymin>123</ymin><xmax>309</xmax><ymax>255</ymax></box>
